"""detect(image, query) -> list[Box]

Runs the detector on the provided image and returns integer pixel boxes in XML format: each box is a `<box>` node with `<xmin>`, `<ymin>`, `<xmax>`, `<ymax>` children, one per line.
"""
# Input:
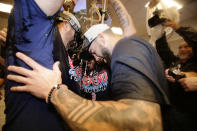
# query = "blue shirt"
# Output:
<box><xmin>14</xmin><ymin>0</ymin><xmax>55</xmax><ymax>68</ymax></box>
<box><xmin>4</xmin><ymin>0</ymin><xmax>67</xmax><ymax>130</ymax></box>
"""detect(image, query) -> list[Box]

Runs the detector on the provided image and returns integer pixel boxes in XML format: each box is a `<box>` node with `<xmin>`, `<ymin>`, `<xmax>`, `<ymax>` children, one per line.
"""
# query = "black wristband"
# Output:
<box><xmin>47</xmin><ymin>84</ymin><xmax>60</xmax><ymax>104</ymax></box>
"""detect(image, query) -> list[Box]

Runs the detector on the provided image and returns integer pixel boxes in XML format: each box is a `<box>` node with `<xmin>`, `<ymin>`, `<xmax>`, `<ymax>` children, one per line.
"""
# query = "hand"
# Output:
<box><xmin>179</xmin><ymin>77</ymin><xmax>197</xmax><ymax>92</ymax></box>
<box><xmin>162</xmin><ymin>20</ymin><xmax>179</xmax><ymax>30</ymax></box>
<box><xmin>165</xmin><ymin>69</ymin><xmax>175</xmax><ymax>83</ymax></box>
<box><xmin>183</xmin><ymin>72</ymin><xmax>197</xmax><ymax>78</ymax></box>
<box><xmin>0</xmin><ymin>28</ymin><xmax>7</xmax><ymax>46</ymax></box>
<box><xmin>7</xmin><ymin>52</ymin><xmax>62</xmax><ymax>99</ymax></box>
<box><xmin>148</xmin><ymin>0</ymin><xmax>160</xmax><ymax>8</ymax></box>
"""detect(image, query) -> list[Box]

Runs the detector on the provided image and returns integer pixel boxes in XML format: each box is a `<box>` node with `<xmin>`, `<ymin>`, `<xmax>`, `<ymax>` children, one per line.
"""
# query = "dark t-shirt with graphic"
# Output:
<box><xmin>80</xmin><ymin>68</ymin><xmax>111</xmax><ymax>100</ymax></box>
<box><xmin>68</xmin><ymin>56</ymin><xmax>111</xmax><ymax>100</ymax></box>
<box><xmin>68</xmin><ymin>56</ymin><xmax>83</xmax><ymax>82</ymax></box>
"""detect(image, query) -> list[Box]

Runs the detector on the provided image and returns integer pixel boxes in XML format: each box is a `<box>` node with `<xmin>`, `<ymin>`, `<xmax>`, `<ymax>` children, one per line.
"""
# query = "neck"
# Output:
<box><xmin>106</xmin><ymin>35</ymin><xmax>122</xmax><ymax>56</ymax></box>
<box><xmin>104</xmin><ymin>35</ymin><xmax>122</xmax><ymax>67</ymax></box>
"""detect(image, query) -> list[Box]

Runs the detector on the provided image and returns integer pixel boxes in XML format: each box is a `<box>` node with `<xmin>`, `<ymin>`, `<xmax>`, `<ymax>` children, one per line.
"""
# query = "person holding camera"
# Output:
<box><xmin>156</xmin><ymin>19</ymin><xmax>197</xmax><ymax>131</ymax></box>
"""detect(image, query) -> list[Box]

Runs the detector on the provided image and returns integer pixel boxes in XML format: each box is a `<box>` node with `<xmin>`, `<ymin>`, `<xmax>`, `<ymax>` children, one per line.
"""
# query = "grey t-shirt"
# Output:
<box><xmin>111</xmin><ymin>36</ymin><xmax>169</xmax><ymax>105</ymax></box>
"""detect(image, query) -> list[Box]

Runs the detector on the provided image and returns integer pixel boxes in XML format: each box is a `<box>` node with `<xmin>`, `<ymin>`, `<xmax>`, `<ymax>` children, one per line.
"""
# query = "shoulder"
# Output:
<box><xmin>112</xmin><ymin>35</ymin><xmax>155</xmax><ymax>61</ymax></box>
<box><xmin>111</xmin><ymin>35</ymin><xmax>158</xmax><ymax>73</ymax></box>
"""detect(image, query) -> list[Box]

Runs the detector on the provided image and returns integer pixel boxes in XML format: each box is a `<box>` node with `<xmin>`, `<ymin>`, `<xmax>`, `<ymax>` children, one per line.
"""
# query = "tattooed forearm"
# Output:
<box><xmin>51</xmin><ymin>85</ymin><xmax>162</xmax><ymax>131</ymax></box>
<box><xmin>52</xmin><ymin>87</ymin><xmax>105</xmax><ymax>125</ymax></box>
<box><xmin>109</xmin><ymin>0</ymin><xmax>136</xmax><ymax>36</ymax></box>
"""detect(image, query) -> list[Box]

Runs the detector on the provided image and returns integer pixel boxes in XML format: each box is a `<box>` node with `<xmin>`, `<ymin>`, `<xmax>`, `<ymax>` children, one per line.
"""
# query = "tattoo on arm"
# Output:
<box><xmin>110</xmin><ymin>0</ymin><xmax>136</xmax><ymax>36</ymax></box>
<box><xmin>111</xmin><ymin>0</ymin><xmax>129</xmax><ymax>28</ymax></box>
<box><xmin>51</xmin><ymin>86</ymin><xmax>162</xmax><ymax>131</ymax></box>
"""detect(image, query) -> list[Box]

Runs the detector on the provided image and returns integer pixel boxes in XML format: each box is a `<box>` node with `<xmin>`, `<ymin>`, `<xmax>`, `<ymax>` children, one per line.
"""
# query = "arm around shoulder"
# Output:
<box><xmin>51</xmin><ymin>86</ymin><xmax>163</xmax><ymax>131</ymax></box>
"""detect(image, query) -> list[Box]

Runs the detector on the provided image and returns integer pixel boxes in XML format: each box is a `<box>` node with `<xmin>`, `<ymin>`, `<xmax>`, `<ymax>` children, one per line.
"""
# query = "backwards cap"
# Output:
<box><xmin>57</xmin><ymin>11</ymin><xmax>81</xmax><ymax>32</ymax></box>
<box><xmin>83</xmin><ymin>24</ymin><xmax>110</xmax><ymax>49</ymax></box>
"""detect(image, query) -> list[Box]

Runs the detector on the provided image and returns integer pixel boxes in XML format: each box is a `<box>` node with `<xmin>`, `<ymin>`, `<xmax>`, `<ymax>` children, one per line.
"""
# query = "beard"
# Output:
<box><xmin>101</xmin><ymin>47</ymin><xmax>111</xmax><ymax>67</ymax></box>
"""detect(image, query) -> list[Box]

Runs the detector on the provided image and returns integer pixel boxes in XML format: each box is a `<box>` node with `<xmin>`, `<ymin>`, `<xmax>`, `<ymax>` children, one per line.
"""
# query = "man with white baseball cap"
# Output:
<box><xmin>6</xmin><ymin>0</ymin><xmax>170</xmax><ymax>130</ymax></box>
<box><xmin>6</xmin><ymin>23</ymin><xmax>170</xmax><ymax>131</ymax></box>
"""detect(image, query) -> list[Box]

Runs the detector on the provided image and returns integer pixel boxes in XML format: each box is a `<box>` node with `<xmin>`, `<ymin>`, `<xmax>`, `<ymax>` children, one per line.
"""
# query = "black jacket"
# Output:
<box><xmin>156</xmin><ymin>27</ymin><xmax>197</xmax><ymax>131</ymax></box>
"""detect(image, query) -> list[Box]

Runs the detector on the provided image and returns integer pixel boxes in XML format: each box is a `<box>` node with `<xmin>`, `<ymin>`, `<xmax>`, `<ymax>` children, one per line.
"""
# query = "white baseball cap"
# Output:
<box><xmin>83</xmin><ymin>24</ymin><xmax>110</xmax><ymax>49</ymax></box>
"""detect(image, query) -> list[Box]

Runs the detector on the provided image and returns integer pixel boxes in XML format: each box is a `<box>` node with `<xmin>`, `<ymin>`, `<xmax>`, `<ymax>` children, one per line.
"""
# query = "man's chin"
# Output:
<box><xmin>181</xmin><ymin>54</ymin><xmax>190</xmax><ymax>58</ymax></box>
<box><xmin>179</xmin><ymin>56</ymin><xmax>190</xmax><ymax>61</ymax></box>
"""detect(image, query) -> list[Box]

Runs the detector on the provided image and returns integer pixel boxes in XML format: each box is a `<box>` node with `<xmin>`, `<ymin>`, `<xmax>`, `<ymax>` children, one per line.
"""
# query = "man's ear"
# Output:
<box><xmin>97</xmin><ymin>33</ymin><xmax>106</xmax><ymax>46</ymax></box>
<box><xmin>63</xmin><ymin>21</ymin><xmax>72</xmax><ymax>31</ymax></box>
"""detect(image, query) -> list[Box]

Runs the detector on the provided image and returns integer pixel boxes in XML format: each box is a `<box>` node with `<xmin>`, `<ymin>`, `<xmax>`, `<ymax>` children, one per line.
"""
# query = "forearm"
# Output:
<box><xmin>176</xmin><ymin>27</ymin><xmax>197</xmax><ymax>46</ymax></box>
<box><xmin>148</xmin><ymin>0</ymin><xmax>160</xmax><ymax>8</ymax></box>
<box><xmin>35</xmin><ymin>0</ymin><xmax>64</xmax><ymax>16</ymax></box>
<box><xmin>51</xmin><ymin>85</ymin><xmax>162</xmax><ymax>131</ymax></box>
<box><xmin>156</xmin><ymin>34</ymin><xmax>176</xmax><ymax>67</ymax></box>
<box><xmin>109</xmin><ymin>0</ymin><xmax>136</xmax><ymax>37</ymax></box>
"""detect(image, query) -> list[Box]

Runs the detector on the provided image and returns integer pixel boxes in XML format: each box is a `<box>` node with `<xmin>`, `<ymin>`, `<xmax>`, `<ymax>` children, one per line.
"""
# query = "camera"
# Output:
<box><xmin>148</xmin><ymin>10</ymin><xmax>167</xmax><ymax>28</ymax></box>
<box><xmin>168</xmin><ymin>66</ymin><xmax>186</xmax><ymax>81</ymax></box>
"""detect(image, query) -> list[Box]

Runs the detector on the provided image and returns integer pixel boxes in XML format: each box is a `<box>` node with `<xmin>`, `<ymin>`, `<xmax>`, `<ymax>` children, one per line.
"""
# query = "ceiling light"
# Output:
<box><xmin>161</xmin><ymin>0</ymin><xmax>182</xmax><ymax>9</ymax></box>
<box><xmin>0</xmin><ymin>3</ymin><xmax>13</xmax><ymax>13</ymax></box>
<box><xmin>111</xmin><ymin>27</ymin><xmax>123</xmax><ymax>35</ymax></box>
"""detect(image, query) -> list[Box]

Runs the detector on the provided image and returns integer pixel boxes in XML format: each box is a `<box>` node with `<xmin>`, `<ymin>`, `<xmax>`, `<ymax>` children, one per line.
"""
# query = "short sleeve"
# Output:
<box><xmin>111</xmin><ymin>36</ymin><xmax>170</xmax><ymax>105</ymax></box>
<box><xmin>111</xmin><ymin>57</ymin><xmax>163</xmax><ymax>103</ymax></box>
<box><xmin>13</xmin><ymin>0</ymin><xmax>59</xmax><ymax>69</ymax></box>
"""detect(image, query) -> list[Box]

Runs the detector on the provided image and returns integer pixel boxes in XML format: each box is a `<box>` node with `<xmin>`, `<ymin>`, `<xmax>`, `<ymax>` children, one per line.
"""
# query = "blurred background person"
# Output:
<box><xmin>156</xmin><ymin>19</ymin><xmax>197</xmax><ymax>131</ymax></box>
